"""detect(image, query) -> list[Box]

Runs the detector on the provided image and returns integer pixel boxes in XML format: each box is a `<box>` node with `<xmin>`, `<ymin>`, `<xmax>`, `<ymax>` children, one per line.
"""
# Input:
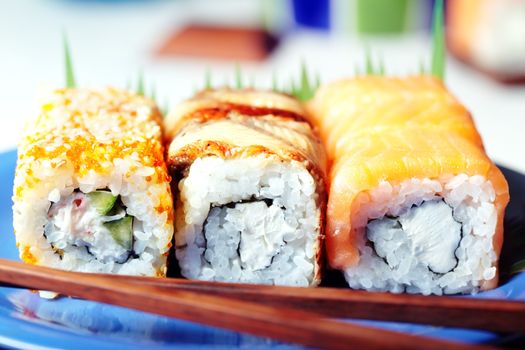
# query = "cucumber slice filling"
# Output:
<box><xmin>87</xmin><ymin>190</ymin><xmax>118</xmax><ymax>215</ymax></box>
<box><xmin>104</xmin><ymin>215</ymin><xmax>134</xmax><ymax>251</ymax></box>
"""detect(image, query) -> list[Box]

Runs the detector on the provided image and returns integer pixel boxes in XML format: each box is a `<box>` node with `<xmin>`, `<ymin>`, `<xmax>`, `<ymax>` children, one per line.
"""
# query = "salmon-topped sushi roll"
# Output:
<box><xmin>309</xmin><ymin>76</ymin><xmax>509</xmax><ymax>295</ymax></box>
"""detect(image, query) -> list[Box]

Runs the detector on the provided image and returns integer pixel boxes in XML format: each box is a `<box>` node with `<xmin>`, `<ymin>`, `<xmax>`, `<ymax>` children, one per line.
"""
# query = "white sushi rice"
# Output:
<box><xmin>175</xmin><ymin>155</ymin><xmax>321</xmax><ymax>286</ymax></box>
<box><xmin>12</xmin><ymin>156</ymin><xmax>172</xmax><ymax>276</ymax></box>
<box><xmin>344</xmin><ymin>174</ymin><xmax>498</xmax><ymax>295</ymax></box>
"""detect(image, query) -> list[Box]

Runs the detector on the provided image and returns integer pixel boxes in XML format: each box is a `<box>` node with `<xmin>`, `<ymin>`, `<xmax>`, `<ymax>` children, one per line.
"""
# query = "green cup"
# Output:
<box><xmin>356</xmin><ymin>0</ymin><xmax>413</xmax><ymax>34</ymax></box>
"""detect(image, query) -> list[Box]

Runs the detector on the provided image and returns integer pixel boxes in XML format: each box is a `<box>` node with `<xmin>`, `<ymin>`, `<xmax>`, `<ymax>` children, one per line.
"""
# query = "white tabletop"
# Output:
<box><xmin>1</xmin><ymin>0</ymin><xmax>524</xmax><ymax>172</ymax></box>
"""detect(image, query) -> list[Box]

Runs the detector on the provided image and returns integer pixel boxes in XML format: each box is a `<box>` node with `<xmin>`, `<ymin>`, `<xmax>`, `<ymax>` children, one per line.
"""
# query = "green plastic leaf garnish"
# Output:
<box><xmin>162</xmin><ymin>100</ymin><xmax>169</xmax><ymax>117</ymax></box>
<box><xmin>360</xmin><ymin>49</ymin><xmax>385</xmax><ymax>76</ymax></box>
<box><xmin>204</xmin><ymin>68</ymin><xmax>212</xmax><ymax>90</ymax></box>
<box><xmin>271</xmin><ymin>72</ymin><xmax>278</xmax><ymax>92</ymax></box>
<box><xmin>131</xmin><ymin>72</ymin><xmax>156</xmax><ymax>100</ymax></box>
<box><xmin>273</xmin><ymin>61</ymin><xmax>320</xmax><ymax>101</ymax></box>
<box><xmin>150</xmin><ymin>85</ymin><xmax>156</xmax><ymax>101</ymax></box>
<box><xmin>378</xmin><ymin>57</ymin><xmax>385</xmax><ymax>76</ymax></box>
<box><xmin>289</xmin><ymin>77</ymin><xmax>297</xmax><ymax>96</ymax></box>
<box><xmin>431</xmin><ymin>0</ymin><xmax>445</xmax><ymax>79</ymax></box>
<box><xmin>365</xmin><ymin>48</ymin><xmax>374</xmax><ymax>75</ymax></box>
<box><xmin>235</xmin><ymin>64</ymin><xmax>243</xmax><ymax>89</ymax></box>
<box><xmin>354</xmin><ymin>62</ymin><xmax>362</xmax><ymax>76</ymax></box>
<box><xmin>136</xmin><ymin>70</ymin><xmax>145</xmax><ymax>96</ymax></box>
<box><xmin>128</xmin><ymin>72</ymin><xmax>162</xmax><ymax>113</ymax></box>
<box><xmin>419</xmin><ymin>58</ymin><xmax>427</xmax><ymax>75</ymax></box>
<box><xmin>511</xmin><ymin>259</ymin><xmax>525</xmax><ymax>275</ymax></box>
<box><xmin>288</xmin><ymin>61</ymin><xmax>319</xmax><ymax>101</ymax></box>
<box><xmin>199</xmin><ymin>62</ymin><xmax>320</xmax><ymax>100</ymax></box>
<box><xmin>300</xmin><ymin>61</ymin><xmax>312</xmax><ymax>93</ymax></box>
<box><xmin>63</xmin><ymin>33</ymin><xmax>76</xmax><ymax>88</ymax></box>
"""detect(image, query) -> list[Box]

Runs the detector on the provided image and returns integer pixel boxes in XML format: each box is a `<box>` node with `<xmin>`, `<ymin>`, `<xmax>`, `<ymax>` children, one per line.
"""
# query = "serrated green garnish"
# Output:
<box><xmin>271</xmin><ymin>71</ymin><xmax>278</xmax><ymax>92</ymax></box>
<box><xmin>162</xmin><ymin>100</ymin><xmax>169</xmax><ymax>117</ymax></box>
<box><xmin>136</xmin><ymin>70</ymin><xmax>145</xmax><ymax>96</ymax></box>
<box><xmin>128</xmin><ymin>72</ymin><xmax>161</xmax><ymax>112</ymax></box>
<box><xmin>378</xmin><ymin>58</ymin><xmax>385</xmax><ymax>76</ymax></box>
<box><xmin>419</xmin><ymin>58</ymin><xmax>427</xmax><ymax>75</ymax></box>
<box><xmin>288</xmin><ymin>61</ymin><xmax>319</xmax><ymax>101</ymax></box>
<box><xmin>270</xmin><ymin>61</ymin><xmax>320</xmax><ymax>101</ymax></box>
<box><xmin>288</xmin><ymin>77</ymin><xmax>295</xmax><ymax>95</ymax></box>
<box><xmin>431</xmin><ymin>0</ymin><xmax>445</xmax><ymax>79</ymax></box>
<box><xmin>511</xmin><ymin>260</ymin><xmax>525</xmax><ymax>275</ymax></box>
<box><xmin>199</xmin><ymin>62</ymin><xmax>319</xmax><ymax>100</ymax></box>
<box><xmin>235</xmin><ymin>64</ymin><xmax>243</xmax><ymax>89</ymax></box>
<box><xmin>365</xmin><ymin>48</ymin><xmax>374</xmax><ymax>75</ymax></box>
<box><xmin>204</xmin><ymin>68</ymin><xmax>212</xmax><ymax>90</ymax></box>
<box><xmin>360</xmin><ymin>49</ymin><xmax>385</xmax><ymax>76</ymax></box>
<box><xmin>150</xmin><ymin>84</ymin><xmax>156</xmax><ymax>101</ymax></box>
<box><xmin>315</xmin><ymin>72</ymin><xmax>321</xmax><ymax>88</ymax></box>
<box><xmin>300</xmin><ymin>61</ymin><xmax>311</xmax><ymax>91</ymax></box>
<box><xmin>354</xmin><ymin>62</ymin><xmax>362</xmax><ymax>76</ymax></box>
<box><xmin>63</xmin><ymin>33</ymin><xmax>76</xmax><ymax>88</ymax></box>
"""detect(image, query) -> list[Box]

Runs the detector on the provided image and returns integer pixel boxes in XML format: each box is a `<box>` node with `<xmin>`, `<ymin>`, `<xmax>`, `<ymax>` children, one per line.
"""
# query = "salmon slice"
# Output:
<box><xmin>309</xmin><ymin>76</ymin><xmax>484</xmax><ymax>160</ymax></box>
<box><xmin>308</xmin><ymin>76</ymin><xmax>509</xmax><ymax>291</ymax></box>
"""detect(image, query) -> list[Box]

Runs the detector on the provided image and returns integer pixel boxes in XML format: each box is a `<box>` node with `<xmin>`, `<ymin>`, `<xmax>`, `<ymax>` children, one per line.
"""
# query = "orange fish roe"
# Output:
<box><xmin>21</xmin><ymin>246</ymin><xmax>37</xmax><ymax>264</ymax></box>
<box><xmin>13</xmin><ymin>87</ymin><xmax>174</xmax><ymax>276</ymax></box>
<box><xmin>155</xmin><ymin>203</ymin><xmax>171</xmax><ymax>214</ymax></box>
<box><xmin>15</xmin><ymin>87</ymin><xmax>169</xmax><ymax>190</ymax></box>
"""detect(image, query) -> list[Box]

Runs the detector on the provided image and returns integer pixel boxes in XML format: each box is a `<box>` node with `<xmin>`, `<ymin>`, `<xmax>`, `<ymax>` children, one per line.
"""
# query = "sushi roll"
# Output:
<box><xmin>12</xmin><ymin>87</ymin><xmax>174</xmax><ymax>276</ymax></box>
<box><xmin>165</xmin><ymin>89</ymin><xmax>327</xmax><ymax>286</ymax></box>
<box><xmin>309</xmin><ymin>76</ymin><xmax>509</xmax><ymax>295</ymax></box>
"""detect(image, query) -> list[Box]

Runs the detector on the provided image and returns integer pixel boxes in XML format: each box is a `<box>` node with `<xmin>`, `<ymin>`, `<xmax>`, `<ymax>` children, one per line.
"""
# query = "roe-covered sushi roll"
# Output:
<box><xmin>13</xmin><ymin>87</ymin><xmax>174</xmax><ymax>276</ymax></box>
<box><xmin>165</xmin><ymin>89</ymin><xmax>327</xmax><ymax>286</ymax></box>
<box><xmin>309</xmin><ymin>76</ymin><xmax>509</xmax><ymax>295</ymax></box>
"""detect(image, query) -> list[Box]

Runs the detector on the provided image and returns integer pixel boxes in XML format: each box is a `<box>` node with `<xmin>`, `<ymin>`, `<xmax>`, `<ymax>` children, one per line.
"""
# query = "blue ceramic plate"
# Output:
<box><xmin>1</xmin><ymin>149</ymin><xmax>524</xmax><ymax>349</ymax></box>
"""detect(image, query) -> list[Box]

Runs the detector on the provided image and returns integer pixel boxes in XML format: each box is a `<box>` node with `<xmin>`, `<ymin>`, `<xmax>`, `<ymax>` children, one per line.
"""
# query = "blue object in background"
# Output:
<box><xmin>292</xmin><ymin>0</ymin><xmax>330</xmax><ymax>29</ymax></box>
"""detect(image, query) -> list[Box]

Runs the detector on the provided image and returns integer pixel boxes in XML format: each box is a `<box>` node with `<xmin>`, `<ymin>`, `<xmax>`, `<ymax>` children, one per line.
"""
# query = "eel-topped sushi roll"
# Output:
<box><xmin>13</xmin><ymin>87</ymin><xmax>174</xmax><ymax>276</ymax></box>
<box><xmin>166</xmin><ymin>89</ymin><xmax>327</xmax><ymax>286</ymax></box>
<box><xmin>309</xmin><ymin>76</ymin><xmax>509</xmax><ymax>295</ymax></box>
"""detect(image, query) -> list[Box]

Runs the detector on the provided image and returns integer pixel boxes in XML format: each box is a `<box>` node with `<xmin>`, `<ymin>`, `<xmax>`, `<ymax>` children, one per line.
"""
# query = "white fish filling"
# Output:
<box><xmin>44</xmin><ymin>192</ymin><xmax>131</xmax><ymax>264</ymax></box>
<box><xmin>204</xmin><ymin>201</ymin><xmax>295</xmax><ymax>271</ymax></box>
<box><xmin>344</xmin><ymin>175</ymin><xmax>498</xmax><ymax>295</ymax></box>
<box><xmin>367</xmin><ymin>200</ymin><xmax>462</xmax><ymax>275</ymax></box>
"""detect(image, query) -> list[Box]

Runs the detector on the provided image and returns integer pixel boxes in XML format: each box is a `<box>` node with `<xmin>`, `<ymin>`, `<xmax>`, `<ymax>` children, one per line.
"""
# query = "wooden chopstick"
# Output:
<box><xmin>109</xmin><ymin>275</ymin><xmax>525</xmax><ymax>334</ymax></box>
<box><xmin>0</xmin><ymin>259</ymin><xmax>492</xmax><ymax>350</ymax></box>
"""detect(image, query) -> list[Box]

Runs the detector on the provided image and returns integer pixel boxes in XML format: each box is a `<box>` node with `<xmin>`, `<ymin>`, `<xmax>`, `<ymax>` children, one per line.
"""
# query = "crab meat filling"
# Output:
<box><xmin>44</xmin><ymin>191</ymin><xmax>134</xmax><ymax>264</ymax></box>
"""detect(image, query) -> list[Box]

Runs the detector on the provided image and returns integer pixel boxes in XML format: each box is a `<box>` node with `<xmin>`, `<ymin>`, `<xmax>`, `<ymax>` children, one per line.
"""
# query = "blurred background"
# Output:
<box><xmin>0</xmin><ymin>0</ymin><xmax>524</xmax><ymax>171</ymax></box>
